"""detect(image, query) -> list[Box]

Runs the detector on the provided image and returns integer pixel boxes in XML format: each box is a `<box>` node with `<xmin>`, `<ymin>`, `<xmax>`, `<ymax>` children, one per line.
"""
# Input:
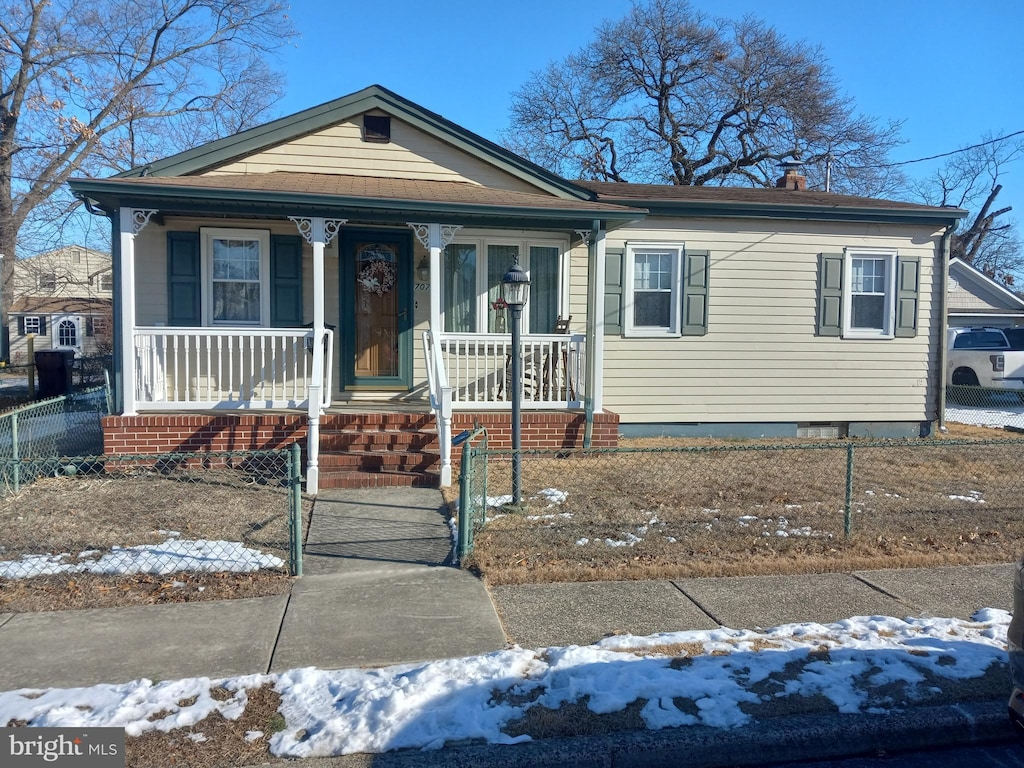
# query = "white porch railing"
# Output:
<box><xmin>423</xmin><ymin>330</ymin><xmax>454</xmax><ymax>486</ymax></box>
<box><xmin>133</xmin><ymin>327</ymin><xmax>334</xmax><ymax>410</ymax></box>
<box><xmin>437</xmin><ymin>332</ymin><xmax>585</xmax><ymax>410</ymax></box>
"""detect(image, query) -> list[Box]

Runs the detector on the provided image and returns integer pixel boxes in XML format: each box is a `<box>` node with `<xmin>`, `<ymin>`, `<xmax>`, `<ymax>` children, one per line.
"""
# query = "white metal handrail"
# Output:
<box><xmin>133</xmin><ymin>327</ymin><xmax>327</xmax><ymax>410</ymax></box>
<box><xmin>423</xmin><ymin>329</ymin><xmax>454</xmax><ymax>486</ymax></box>
<box><xmin>438</xmin><ymin>332</ymin><xmax>585</xmax><ymax>410</ymax></box>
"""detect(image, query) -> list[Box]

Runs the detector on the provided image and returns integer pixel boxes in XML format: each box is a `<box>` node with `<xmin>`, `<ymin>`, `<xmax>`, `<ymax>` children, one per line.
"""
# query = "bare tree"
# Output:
<box><xmin>0</xmin><ymin>0</ymin><xmax>294</xmax><ymax>268</ymax></box>
<box><xmin>505</xmin><ymin>0</ymin><xmax>904</xmax><ymax>196</ymax></box>
<box><xmin>911</xmin><ymin>134</ymin><xmax>1024</xmax><ymax>286</ymax></box>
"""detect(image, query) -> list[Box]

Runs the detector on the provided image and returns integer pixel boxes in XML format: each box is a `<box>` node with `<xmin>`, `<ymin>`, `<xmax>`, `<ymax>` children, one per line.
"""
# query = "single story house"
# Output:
<box><xmin>67</xmin><ymin>85</ymin><xmax>965</xmax><ymax>491</ymax></box>
<box><xmin>947</xmin><ymin>257</ymin><xmax>1024</xmax><ymax>328</ymax></box>
<box><xmin>8</xmin><ymin>246</ymin><xmax>113</xmax><ymax>363</ymax></box>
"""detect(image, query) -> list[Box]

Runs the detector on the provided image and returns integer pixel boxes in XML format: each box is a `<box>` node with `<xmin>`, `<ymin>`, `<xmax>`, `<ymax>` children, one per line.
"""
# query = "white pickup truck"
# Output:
<box><xmin>947</xmin><ymin>327</ymin><xmax>1024</xmax><ymax>391</ymax></box>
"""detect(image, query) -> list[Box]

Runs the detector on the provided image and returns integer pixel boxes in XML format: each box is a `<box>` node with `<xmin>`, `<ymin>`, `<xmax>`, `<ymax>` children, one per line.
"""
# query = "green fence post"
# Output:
<box><xmin>289</xmin><ymin>442</ymin><xmax>303</xmax><ymax>577</ymax></box>
<box><xmin>11</xmin><ymin>410</ymin><xmax>19</xmax><ymax>494</ymax></box>
<box><xmin>844</xmin><ymin>443</ymin><xmax>854</xmax><ymax>538</ymax></box>
<box><xmin>457</xmin><ymin>442</ymin><xmax>473</xmax><ymax>564</ymax></box>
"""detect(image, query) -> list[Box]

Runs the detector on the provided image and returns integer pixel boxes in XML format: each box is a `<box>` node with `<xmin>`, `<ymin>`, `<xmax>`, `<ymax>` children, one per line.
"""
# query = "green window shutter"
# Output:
<box><xmin>271</xmin><ymin>235</ymin><xmax>304</xmax><ymax>327</ymax></box>
<box><xmin>894</xmin><ymin>254</ymin><xmax>920</xmax><ymax>338</ymax></box>
<box><xmin>817</xmin><ymin>253</ymin><xmax>844</xmax><ymax>337</ymax></box>
<box><xmin>681</xmin><ymin>249</ymin><xmax>709</xmax><ymax>336</ymax></box>
<box><xmin>167</xmin><ymin>231</ymin><xmax>201</xmax><ymax>326</ymax></box>
<box><xmin>604</xmin><ymin>247</ymin><xmax>624</xmax><ymax>335</ymax></box>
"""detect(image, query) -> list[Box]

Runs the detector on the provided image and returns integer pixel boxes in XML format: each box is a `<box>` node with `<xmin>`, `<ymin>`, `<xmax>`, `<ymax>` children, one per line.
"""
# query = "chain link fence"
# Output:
<box><xmin>460</xmin><ymin>438</ymin><xmax>1024</xmax><ymax>578</ymax></box>
<box><xmin>946</xmin><ymin>384</ymin><xmax>1024</xmax><ymax>431</ymax></box>
<box><xmin>0</xmin><ymin>387</ymin><xmax>109</xmax><ymax>492</ymax></box>
<box><xmin>0</xmin><ymin>445</ymin><xmax>304</xmax><ymax>582</ymax></box>
<box><xmin>455</xmin><ymin>426</ymin><xmax>489</xmax><ymax>563</ymax></box>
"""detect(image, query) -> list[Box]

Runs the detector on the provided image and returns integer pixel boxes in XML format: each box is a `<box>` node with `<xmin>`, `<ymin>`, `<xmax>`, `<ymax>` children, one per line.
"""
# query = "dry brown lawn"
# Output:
<box><xmin>0</xmin><ymin>465</ymin><xmax>312</xmax><ymax>612</ymax></box>
<box><xmin>464</xmin><ymin>424</ymin><xmax>1024</xmax><ymax>585</ymax></box>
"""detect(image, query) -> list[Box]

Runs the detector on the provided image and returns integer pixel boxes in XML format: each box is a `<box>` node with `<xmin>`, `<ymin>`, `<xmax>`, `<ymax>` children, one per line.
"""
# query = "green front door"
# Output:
<box><xmin>339</xmin><ymin>229</ymin><xmax>413</xmax><ymax>390</ymax></box>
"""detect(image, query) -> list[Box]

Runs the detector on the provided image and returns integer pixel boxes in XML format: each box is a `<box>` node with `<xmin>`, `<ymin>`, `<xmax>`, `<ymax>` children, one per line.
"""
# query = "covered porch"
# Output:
<box><xmin>71</xmin><ymin>176</ymin><xmax>633</xmax><ymax>491</ymax></box>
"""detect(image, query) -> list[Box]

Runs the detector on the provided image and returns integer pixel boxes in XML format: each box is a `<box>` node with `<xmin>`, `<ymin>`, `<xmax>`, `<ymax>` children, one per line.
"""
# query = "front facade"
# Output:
<box><xmin>8</xmin><ymin>246</ymin><xmax>113</xmax><ymax>363</ymax></box>
<box><xmin>68</xmin><ymin>86</ymin><xmax>964</xmax><ymax>489</ymax></box>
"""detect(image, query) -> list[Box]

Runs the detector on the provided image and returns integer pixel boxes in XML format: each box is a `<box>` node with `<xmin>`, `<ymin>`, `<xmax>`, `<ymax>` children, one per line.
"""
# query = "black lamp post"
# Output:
<box><xmin>501</xmin><ymin>261</ymin><xmax>530</xmax><ymax>505</ymax></box>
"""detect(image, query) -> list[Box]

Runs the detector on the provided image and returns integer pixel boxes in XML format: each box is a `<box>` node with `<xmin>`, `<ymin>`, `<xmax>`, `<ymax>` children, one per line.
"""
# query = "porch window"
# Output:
<box><xmin>56</xmin><ymin>318</ymin><xmax>78</xmax><ymax>348</ymax></box>
<box><xmin>443</xmin><ymin>244</ymin><xmax>477</xmax><ymax>333</ymax></box>
<box><xmin>442</xmin><ymin>237</ymin><xmax>566</xmax><ymax>334</ymax></box>
<box><xmin>201</xmin><ymin>228</ymin><xmax>271</xmax><ymax>325</ymax></box>
<box><xmin>23</xmin><ymin>316</ymin><xmax>41</xmax><ymax>335</ymax></box>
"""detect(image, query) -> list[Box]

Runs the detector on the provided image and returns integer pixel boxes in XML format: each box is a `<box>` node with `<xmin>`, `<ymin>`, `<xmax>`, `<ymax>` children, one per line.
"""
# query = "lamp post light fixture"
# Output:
<box><xmin>501</xmin><ymin>261</ymin><xmax>530</xmax><ymax>505</ymax></box>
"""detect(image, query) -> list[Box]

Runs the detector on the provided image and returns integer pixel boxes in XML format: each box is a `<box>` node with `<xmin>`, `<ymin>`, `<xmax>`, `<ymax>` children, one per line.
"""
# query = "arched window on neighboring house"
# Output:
<box><xmin>56</xmin><ymin>318</ymin><xmax>78</xmax><ymax>349</ymax></box>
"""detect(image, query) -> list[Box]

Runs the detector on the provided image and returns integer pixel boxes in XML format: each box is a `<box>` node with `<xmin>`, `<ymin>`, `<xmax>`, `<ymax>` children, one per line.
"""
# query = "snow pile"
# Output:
<box><xmin>0</xmin><ymin>536</ymin><xmax>284</xmax><ymax>578</ymax></box>
<box><xmin>0</xmin><ymin>610</ymin><xmax>1009</xmax><ymax>758</ymax></box>
<box><xmin>946</xmin><ymin>401</ymin><xmax>1024</xmax><ymax>429</ymax></box>
<box><xmin>948</xmin><ymin>490</ymin><xmax>985</xmax><ymax>504</ymax></box>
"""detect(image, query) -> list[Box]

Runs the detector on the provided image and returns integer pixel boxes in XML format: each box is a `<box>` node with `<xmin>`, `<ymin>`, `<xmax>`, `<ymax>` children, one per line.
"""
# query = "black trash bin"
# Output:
<box><xmin>35</xmin><ymin>349</ymin><xmax>74</xmax><ymax>398</ymax></box>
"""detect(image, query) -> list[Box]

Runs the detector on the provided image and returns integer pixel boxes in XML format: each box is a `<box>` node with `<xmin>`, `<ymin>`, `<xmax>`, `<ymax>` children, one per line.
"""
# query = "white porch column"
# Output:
<box><xmin>290</xmin><ymin>216</ymin><xmax>345</xmax><ymax>495</ymax></box>
<box><xmin>118</xmin><ymin>208</ymin><xmax>156</xmax><ymax>416</ymax></box>
<box><xmin>409</xmin><ymin>223</ymin><xmax>461</xmax><ymax>333</ymax></box>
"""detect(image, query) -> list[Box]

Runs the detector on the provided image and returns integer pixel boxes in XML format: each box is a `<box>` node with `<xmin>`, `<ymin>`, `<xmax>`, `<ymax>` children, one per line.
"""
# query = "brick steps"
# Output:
<box><xmin>317</xmin><ymin>412</ymin><xmax>440</xmax><ymax>489</ymax></box>
<box><xmin>318</xmin><ymin>468</ymin><xmax>441</xmax><ymax>489</ymax></box>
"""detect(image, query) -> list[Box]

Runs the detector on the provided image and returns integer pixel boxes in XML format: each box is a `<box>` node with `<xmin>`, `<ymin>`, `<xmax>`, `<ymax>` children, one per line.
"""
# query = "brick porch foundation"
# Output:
<box><xmin>103</xmin><ymin>410</ymin><xmax>619</xmax><ymax>457</ymax></box>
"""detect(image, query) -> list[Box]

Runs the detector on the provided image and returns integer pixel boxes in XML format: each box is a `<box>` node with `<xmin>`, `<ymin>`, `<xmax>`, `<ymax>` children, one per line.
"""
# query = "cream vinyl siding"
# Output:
<box><xmin>207</xmin><ymin>117</ymin><xmax>545</xmax><ymax>195</ymax></box>
<box><xmin>601</xmin><ymin>217</ymin><xmax>943</xmax><ymax>424</ymax></box>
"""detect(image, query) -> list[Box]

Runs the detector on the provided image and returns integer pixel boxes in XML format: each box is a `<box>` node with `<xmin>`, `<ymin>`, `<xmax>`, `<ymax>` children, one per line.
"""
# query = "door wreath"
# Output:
<box><xmin>358</xmin><ymin>259</ymin><xmax>396</xmax><ymax>297</ymax></box>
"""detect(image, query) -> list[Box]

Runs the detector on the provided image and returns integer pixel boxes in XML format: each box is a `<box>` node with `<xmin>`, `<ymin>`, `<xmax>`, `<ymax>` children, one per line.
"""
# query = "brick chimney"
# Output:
<box><xmin>776</xmin><ymin>159</ymin><xmax>807</xmax><ymax>191</ymax></box>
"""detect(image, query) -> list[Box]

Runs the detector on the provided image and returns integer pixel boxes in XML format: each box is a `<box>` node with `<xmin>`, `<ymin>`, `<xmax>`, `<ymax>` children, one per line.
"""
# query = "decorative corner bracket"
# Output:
<box><xmin>324</xmin><ymin>219</ymin><xmax>346</xmax><ymax>246</ymax></box>
<box><xmin>440</xmin><ymin>225</ymin><xmax>462</xmax><ymax>248</ymax></box>
<box><xmin>290</xmin><ymin>217</ymin><xmax>347</xmax><ymax>246</ymax></box>
<box><xmin>407</xmin><ymin>223</ymin><xmax>431</xmax><ymax>250</ymax></box>
<box><xmin>408</xmin><ymin>223</ymin><xmax>463</xmax><ymax>250</ymax></box>
<box><xmin>131</xmin><ymin>209</ymin><xmax>158</xmax><ymax>235</ymax></box>
<box><xmin>574</xmin><ymin>229</ymin><xmax>592</xmax><ymax>247</ymax></box>
<box><xmin>289</xmin><ymin>217</ymin><xmax>314</xmax><ymax>244</ymax></box>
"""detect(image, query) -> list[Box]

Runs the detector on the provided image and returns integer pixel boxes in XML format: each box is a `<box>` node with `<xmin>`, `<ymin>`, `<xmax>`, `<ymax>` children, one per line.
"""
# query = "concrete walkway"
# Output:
<box><xmin>0</xmin><ymin>488</ymin><xmax>508</xmax><ymax>689</ymax></box>
<box><xmin>0</xmin><ymin>487</ymin><xmax>1014</xmax><ymax>692</ymax></box>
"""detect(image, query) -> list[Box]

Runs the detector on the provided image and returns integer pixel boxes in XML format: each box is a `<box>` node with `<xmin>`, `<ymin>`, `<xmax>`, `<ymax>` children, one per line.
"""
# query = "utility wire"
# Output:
<box><xmin>850</xmin><ymin>129</ymin><xmax>1024</xmax><ymax>169</ymax></box>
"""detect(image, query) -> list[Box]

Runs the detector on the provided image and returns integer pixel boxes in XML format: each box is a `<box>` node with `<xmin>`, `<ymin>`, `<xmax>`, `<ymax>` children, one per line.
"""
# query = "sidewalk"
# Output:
<box><xmin>0</xmin><ymin>487</ymin><xmax>1016</xmax><ymax>765</ymax></box>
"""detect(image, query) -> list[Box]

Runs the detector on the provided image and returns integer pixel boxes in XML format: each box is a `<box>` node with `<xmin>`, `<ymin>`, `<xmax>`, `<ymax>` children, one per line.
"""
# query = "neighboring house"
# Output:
<box><xmin>9</xmin><ymin>246</ymin><xmax>113</xmax><ymax>363</ymax></box>
<box><xmin>67</xmin><ymin>85</ymin><xmax>965</xmax><ymax>491</ymax></box>
<box><xmin>946</xmin><ymin>257</ymin><xmax>1024</xmax><ymax>329</ymax></box>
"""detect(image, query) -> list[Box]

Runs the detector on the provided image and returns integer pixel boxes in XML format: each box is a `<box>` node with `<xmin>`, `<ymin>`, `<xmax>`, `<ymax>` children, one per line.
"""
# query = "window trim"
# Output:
<box><xmin>98</xmin><ymin>272</ymin><xmax>114</xmax><ymax>292</ymax></box>
<box><xmin>200</xmin><ymin>227</ymin><xmax>271</xmax><ymax>326</ymax></box>
<box><xmin>23</xmin><ymin>316</ymin><xmax>41</xmax><ymax>335</ymax></box>
<box><xmin>624</xmin><ymin>242</ymin><xmax>685</xmax><ymax>338</ymax></box>
<box><xmin>842</xmin><ymin>248</ymin><xmax>897</xmax><ymax>340</ymax></box>
<box><xmin>440</xmin><ymin>234</ymin><xmax>569</xmax><ymax>334</ymax></box>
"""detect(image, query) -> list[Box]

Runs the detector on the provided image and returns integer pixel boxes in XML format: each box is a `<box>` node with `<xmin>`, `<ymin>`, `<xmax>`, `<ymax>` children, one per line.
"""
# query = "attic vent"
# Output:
<box><xmin>362</xmin><ymin>115</ymin><xmax>391</xmax><ymax>143</ymax></box>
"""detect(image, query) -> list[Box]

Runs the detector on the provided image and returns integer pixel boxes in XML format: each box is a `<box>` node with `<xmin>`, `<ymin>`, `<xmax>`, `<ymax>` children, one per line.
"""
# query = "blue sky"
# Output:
<box><xmin>273</xmin><ymin>0</ymin><xmax>1023</xmax><ymax>218</ymax></box>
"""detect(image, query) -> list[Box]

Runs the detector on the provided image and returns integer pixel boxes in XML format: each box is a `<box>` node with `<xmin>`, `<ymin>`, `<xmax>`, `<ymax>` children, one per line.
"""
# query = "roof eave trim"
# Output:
<box><xmin>68</xmin><ymin>180</ymin><xmax>641</xmax><ymax>222</ymax></box>
<box><xmin>598</xmin><ymin>199</ymin><xmax>968</xmax><ymax>225</ymax></box>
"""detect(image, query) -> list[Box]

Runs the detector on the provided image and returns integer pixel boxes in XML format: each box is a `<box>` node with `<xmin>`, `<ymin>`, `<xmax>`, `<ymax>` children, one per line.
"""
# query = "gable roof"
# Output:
<box><xmin>117</xmin><ymin>85</ymin><xmax>592</xmax><ymax>201</ymax></box>
<box><xmin>576</xmin><ymin>181</ymin><xmax>967</xmax><ymax>226</ymax></box>
<box><xmin>948</xmin><ymin>257</ymin><xmax>1024</xmax><ymax>312</ymax></box>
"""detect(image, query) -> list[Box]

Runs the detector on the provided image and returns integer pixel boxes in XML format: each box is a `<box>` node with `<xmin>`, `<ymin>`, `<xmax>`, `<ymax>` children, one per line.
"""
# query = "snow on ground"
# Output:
<box><xmin>946</xmin><ymin>396</ymin><xmax>1024</xmax><ymax>429</ymax></box>
<box><xmin>0</xmin><ymin>535</ymin><xmax>283</xmax><ymax>579</ymax></box>
<box><xmin>0</xmin><ymin>610</ymin><xmax>1009</xmax><ymax>757</ymax></box>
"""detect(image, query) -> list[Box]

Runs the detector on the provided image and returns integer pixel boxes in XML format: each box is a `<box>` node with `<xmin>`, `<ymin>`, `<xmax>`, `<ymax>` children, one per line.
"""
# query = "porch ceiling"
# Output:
<box><xmin>69</xmin><ymin>172</ymin><xmax>643</xmax><ymax>231</ymax></box>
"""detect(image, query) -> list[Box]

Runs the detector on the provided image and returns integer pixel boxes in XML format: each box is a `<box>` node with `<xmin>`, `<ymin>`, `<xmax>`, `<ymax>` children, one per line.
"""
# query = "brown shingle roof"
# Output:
<box><xmin>574</xmin><ymin>180</ymin><xmax>956</xmax><ymax>213</ymax></box>
<box><xmin>11</xmin><ymin>297</ymin><xmax>112</xmax><ymax>314</ymax></box>
<box><xmin>114</xmin><ymin>172</ymin><xmax>635</xmax><ymax>213</ymax></box>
